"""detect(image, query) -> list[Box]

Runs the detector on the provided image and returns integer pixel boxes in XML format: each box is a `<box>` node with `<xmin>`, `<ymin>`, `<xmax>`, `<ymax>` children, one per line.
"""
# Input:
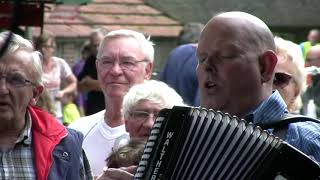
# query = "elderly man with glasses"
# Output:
<box><xmin>0</xmin><ymin>32</ymin><xmax>92</xmax><ymax>179</ymax></box>
<box><xmin>69</xmin><ymin>29</ymin><xmax>155</xmax><ymax>178</ymax></box>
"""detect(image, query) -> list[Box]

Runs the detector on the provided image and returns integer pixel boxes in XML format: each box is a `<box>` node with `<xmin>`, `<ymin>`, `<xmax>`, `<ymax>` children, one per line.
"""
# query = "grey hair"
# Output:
<box><xmin>97</xmin><ymin>29</ymin><xmax>154</xmax><ymax>62</ymax></box>
<box><xmin>123</xmin><ymin>80</ymin><xmax>185</xmax><ymax>119</ymax></box>
<box><xmin>0</xmin><ymin>31</ymin><xmax>43</xmax><ymax>85</ymax></box>
<box><xmin>179</xmin><ymin>22</ymin><xmax>205</xmax><ymax>44</ymax></box>
<box><xmin>90</xmin><ymin>28</ymin><xmax>106</xmax><ymax>37</ymax></box>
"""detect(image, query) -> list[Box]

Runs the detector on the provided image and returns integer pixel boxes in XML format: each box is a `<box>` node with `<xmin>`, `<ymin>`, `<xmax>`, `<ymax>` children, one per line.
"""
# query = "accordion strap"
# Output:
<box><xmin>259</xmin><ymin>113</ymin><xmax>320</xmax><ymax>139</ymax></box>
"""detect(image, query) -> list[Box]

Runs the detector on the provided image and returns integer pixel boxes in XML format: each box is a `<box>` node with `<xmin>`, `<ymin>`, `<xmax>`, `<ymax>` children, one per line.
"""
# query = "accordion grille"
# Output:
<box><xmin>134</xmin><ymin>106</ymin><xmax>318</xmax><ymax>180</ymax></box>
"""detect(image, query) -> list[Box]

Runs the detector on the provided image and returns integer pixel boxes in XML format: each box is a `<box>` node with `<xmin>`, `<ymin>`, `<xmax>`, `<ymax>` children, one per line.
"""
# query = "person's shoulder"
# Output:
<box><xmin>66</xmin><ymin>127</ymin><xmax>84</xmax><ymax>142</ymax></box>
<box><xmin>289</xmin><ymin>119</ymin><xmax>320</xmax><ymax>137</ymax></box>
<box><xmin>52</xmin><ymin>56</ymin><xmax>67</xmax><ymax>63</ymax></box>
<box><xmin>166</xmin><ymin>43</ymin><xmax>197</xmax><ymax>63</ymax></box>
<box><xmin>53</xmin><ymin>56</ymin><xmax>71</xmax><ymax>69</ymax></box>
<box><xmin>299</xmin><ymin>41</ymin><xmax>310</xmax><ymax>46</ymax></box>
<box><xmin>64</xmin><ymin>103</ymin><xmax>78</xmax><ymax>110</ymax></box>
<box><xmin>68</xmin><ymin>109</ymin><xmax>106</xmax><ymax>135</ymax></box>
<box><xmin>174</xmin><ymin>43</ymin><xmax>197</xmax><ymax>53</ymax></box>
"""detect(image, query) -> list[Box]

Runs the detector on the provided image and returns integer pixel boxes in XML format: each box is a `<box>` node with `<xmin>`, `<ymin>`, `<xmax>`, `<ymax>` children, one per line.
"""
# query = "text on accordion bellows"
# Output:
<box><xmin>151</xmin><ymin>131</ymin><xmax>174</xmax><ymax>179</ymax></box>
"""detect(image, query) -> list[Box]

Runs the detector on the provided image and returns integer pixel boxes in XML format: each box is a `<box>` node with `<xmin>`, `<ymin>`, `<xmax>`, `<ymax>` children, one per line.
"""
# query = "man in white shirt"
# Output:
<box><xmin>69</xmin><ymin>29</ymin><xmax>154</xmax><ymax>177</ymax></box>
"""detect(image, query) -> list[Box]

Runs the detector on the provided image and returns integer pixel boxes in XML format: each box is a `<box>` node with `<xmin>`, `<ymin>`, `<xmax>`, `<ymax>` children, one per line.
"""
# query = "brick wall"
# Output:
<box><xmin>146</xmin><ymin>0</ymin><xmax>320</xmax><ymax>43</ymax></box>
<box><xmin>56</xmin><ymin>38</ymin><xmax>86</xmax><ymax>67</ymax></box>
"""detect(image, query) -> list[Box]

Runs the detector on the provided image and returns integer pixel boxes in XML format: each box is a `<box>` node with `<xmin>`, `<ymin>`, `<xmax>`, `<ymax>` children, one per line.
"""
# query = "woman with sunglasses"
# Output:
<box><xmin>273</xmin><ymin>36</ymin><xmax>306</xmax><ymax>113</ymax></box>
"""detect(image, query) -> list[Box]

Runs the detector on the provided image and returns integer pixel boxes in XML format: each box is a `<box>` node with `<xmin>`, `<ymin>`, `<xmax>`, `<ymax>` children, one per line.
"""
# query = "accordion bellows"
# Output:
<box><xmin>134</xmin><ymin>106</ymin><xmax>320</xmax><ymax>180</ymax></box>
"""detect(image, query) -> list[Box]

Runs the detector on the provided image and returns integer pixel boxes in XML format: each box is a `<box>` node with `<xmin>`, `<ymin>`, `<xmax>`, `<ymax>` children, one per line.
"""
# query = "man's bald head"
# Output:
<box><xmin>307</xmin><ymin>29</ymin><xmax>320</xmax><ymax>45</ymax></box>
<box><xmin>306</xmin><ymin>45</ymin><xmax>320</xmax><ymax>67</ymax></box>
<box><xmin>205</xmin><ymin>11</ymin><xmax>275</xmax><ymax>54</ymax></box>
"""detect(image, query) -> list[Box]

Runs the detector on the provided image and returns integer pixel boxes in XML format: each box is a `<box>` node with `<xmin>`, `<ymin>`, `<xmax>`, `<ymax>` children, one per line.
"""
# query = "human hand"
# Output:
<box><xmin>96</xmin><ymin>166</ymin><xmax>137</xmax><ymax>180</ymax></box>
<box><xmin>79</xmin><ymin>76</ymin><xmax>101</xmax><ymax>91</ymax></box>
<box><xmin>55</xmin><ymin>90</ymin><xmax>64</xmax><ymax>100</ymax></box>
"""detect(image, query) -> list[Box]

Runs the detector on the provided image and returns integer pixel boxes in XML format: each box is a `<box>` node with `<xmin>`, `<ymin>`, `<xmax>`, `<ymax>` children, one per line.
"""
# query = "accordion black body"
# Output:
<box><xmin>134</xmin><ymin>106</ymin><xmax>320</xmax><ymax>180</ymax></box>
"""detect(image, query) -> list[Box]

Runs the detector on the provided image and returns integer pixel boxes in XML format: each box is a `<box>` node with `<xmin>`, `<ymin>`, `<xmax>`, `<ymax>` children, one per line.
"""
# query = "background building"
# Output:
<box><xmin>145</xmin><ymin>0</ymin><xmax>320</xmax><ymax>43</ymax></box>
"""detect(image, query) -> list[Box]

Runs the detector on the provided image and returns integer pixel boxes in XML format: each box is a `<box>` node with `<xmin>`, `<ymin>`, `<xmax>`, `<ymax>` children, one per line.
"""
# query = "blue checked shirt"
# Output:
<box><xmin>0</xmin><ymin>115</ymin><xmax>35</xmax><ymax>180</ymax></box>
<box><xmin>246</xmin><ymin>90</ymin><xmax>320</xmax><ymax>162</ymax></box>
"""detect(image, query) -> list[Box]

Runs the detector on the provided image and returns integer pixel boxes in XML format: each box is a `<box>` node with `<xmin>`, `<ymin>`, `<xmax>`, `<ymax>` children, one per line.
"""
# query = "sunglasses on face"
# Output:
<box><xmin>273</xmin><ymin>72</ymin><xmax>292</xmax><ymax>88</ymax></box>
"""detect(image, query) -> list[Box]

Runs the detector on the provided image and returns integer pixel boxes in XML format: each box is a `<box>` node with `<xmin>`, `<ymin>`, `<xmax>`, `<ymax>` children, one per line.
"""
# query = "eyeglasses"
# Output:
<box><xmin>0</xmin><ymin>73</ymin><xmax>36</xmax><ymax>88</ymax></box>
<box><xmin>273</xmin><ymin>72</ymin><xmax>292</xmax><ymax>88</ymax></box>
<box><xmin>97</xmin><ymin>58</ymin><xmax>148</xmax><ymax>71</ymax></box>
<box><xmin>129</xmin><ymin>110</ymin><xmax>159</xmax><ymax>122</ymax></box>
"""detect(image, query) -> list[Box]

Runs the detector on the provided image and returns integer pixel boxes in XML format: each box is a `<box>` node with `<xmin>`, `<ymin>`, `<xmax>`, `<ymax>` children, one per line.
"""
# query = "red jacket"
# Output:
<box><xmin>28</xmin><ymin>106</ymin><xmax>68</xmax><ymax>180</ymax></box>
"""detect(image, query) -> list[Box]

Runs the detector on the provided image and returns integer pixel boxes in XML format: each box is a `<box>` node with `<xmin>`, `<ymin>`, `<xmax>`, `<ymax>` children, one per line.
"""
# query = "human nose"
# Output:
<box><xmin>0</xmin><ymin>78</ymin><xmax>9</xmax><ymax>94</ymax></box>
<box><xmin>149</xmin><ymin>113</ymin><xmax>158</xmax><ymax>121</ymax></box>
<box><xmin>201</xmin><ymin>59</ymin><xmax>217</xmax><ymax>73</ymax></box>
<box><xmin>142</xmin><ymin>115</ymin><xmax>155</xmax><ymax>127</ymax></box>
<box><xmin>109</xmin><ymin>62</ymin><xmax>123</xmax><ymax>75</ymax></box>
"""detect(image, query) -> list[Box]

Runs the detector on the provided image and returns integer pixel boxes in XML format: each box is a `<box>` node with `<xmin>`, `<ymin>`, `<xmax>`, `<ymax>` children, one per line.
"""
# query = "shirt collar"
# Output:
<box><xmin>15</xmin><ymin>112</ymin><xmax>32</xmax><ymax>145</ymax></box>
<box><xmin>245</xmin><ymin>90</ymin><xmax>288</xmax><ymax>126</ymax></box>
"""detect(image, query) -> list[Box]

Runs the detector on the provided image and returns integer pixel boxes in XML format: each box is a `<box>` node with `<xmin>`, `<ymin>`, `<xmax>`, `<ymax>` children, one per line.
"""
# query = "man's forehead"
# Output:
<box><xmin>308</xmin><ymin>47</ymin><xmax>320</xmax><ymax>57</ymax></box>
<box><xmin>101</xmin><ymin>39</ymin><xmax>143</xmax><ymax>55</ymax></box>
<box><xmin>0</xmin><ymin>50</ymin><xmax>33</xmax><ymax>72</ymax></box>
<box><xmin>198</xmin><ymin>29</ymin><xmax>245</xmax><ymax>52</ymax></box>
<box><xmin>310</xmin><ymin>30</ymin><xmax>320</xmax><ymax>36</ymax></box>
<box><xmin>201</xmin><ymin>17</ymin><xmax>245</xmax><ymax>41</ymax></box>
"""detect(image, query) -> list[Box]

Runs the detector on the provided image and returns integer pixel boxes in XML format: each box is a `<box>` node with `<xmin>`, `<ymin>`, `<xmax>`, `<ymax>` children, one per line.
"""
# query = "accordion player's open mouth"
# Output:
<box><xmin>204</xmin><ymin>81</ymin><xmax>217</xmax><ymax>89</ymax></box>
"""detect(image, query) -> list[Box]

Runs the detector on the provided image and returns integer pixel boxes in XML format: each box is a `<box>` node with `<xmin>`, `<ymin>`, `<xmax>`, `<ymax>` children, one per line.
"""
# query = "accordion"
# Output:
<box><xmin>134</xmin><ymin>106</ymin><xmax>320</xmax><ymax>180</ymax></box>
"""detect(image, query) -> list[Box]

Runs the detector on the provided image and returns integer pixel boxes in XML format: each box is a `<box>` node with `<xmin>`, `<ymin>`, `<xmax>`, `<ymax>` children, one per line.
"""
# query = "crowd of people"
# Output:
<box><xmin>0</xmin><ymin>10</ymin><xmax>319</xmax><ymax>180</ymax></box>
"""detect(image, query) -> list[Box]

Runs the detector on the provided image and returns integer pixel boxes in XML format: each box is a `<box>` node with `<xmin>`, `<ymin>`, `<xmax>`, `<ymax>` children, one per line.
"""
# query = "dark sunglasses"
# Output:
<box><xmin>273</xmin><ymin>72</ymin><xmax>292</xmax><ymax>88</ymax></box>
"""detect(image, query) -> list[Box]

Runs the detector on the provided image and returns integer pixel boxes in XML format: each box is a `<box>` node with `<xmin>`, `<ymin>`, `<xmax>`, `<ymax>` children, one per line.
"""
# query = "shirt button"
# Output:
<box><xmin>62</xmin><ymin>151</ymin><xmax>69</xmax><ymax>158</ymax></box>
<box><xmin>62</xmin><ymin>152</ymin><xmax>69</xmax><ymax>160</ymax></box>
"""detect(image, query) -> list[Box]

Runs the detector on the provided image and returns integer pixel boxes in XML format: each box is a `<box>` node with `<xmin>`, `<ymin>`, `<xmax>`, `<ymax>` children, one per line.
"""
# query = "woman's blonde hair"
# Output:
<box><xmin>274</xmin><ymin>36</ymin><xmax>306</xmax><ymax>111</ymax></box>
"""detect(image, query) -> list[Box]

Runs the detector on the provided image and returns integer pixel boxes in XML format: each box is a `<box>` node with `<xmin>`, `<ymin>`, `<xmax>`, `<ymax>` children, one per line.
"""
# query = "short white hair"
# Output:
<box><xmin>97</xmin><ymin>29</ymin><xmax>154</xmax><ymax>62</ymax></box>
<box><xmin>123</xmin><ymin>80</ymin><xmax>185</xmax><ymax>118</ymax></box>
<box><xmin>0</xmin><ymin>31</ymin><xmax>43</xmax><ymax>85</ymax></box>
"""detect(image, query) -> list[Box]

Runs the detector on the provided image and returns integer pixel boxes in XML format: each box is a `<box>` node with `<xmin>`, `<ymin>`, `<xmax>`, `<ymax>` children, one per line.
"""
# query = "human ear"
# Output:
<box><xmin>144</xmin><ymin>62</ymin><xmax>153</xmax><ymax>80</ymax></box>
<box><xmin>30</xmin><ymin>85</ymin><xmax>44</xmax><ymax>106</ymax></box>
<box><xmin>125</xmin><ymin>118</ymin><xmax>129</xmax><ymax>132</ymax></box>
<box><xmin>259</xmin><ymin>50</ymin><xmax>278</xmax><ymax>83</ymax></box>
